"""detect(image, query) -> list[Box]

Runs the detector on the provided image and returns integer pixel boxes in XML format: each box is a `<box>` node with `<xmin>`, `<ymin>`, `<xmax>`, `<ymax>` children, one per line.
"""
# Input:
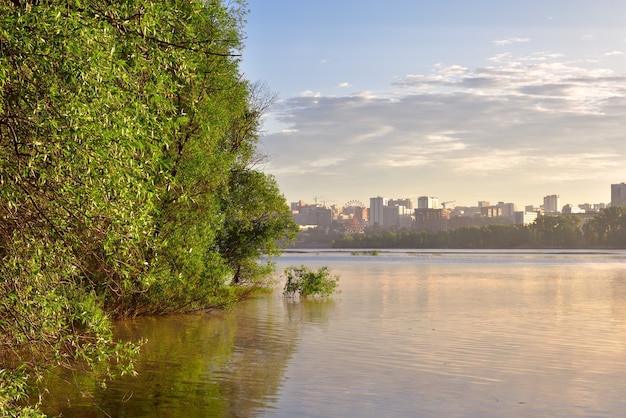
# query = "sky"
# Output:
<box><xmin>240</xmin><ymin>0</ymin><xmax>626</xmax><ymax>209</ymax></box>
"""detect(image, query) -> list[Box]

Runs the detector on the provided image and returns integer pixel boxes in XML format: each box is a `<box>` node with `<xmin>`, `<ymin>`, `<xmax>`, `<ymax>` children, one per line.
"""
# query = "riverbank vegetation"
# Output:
<box><xmin>283</xmin><ymin>265</ymin><xmax>339</xmax><ymax>298</ymax></box>
<box><xmin>0</xmin><ymin>0</ymin><xmax>297</xmax><ymax>414</ymax></box>
<box><xmin>333</xmin><ymin>208</ymin><xmax>626</xmax><ymax>249</ymax></box>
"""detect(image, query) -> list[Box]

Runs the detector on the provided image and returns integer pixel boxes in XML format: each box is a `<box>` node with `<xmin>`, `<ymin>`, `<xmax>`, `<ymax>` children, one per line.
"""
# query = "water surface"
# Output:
<box><xmin>43</xmin><ymin>250</ymin><xmax>626</xmax><ymax>417</ymax></box>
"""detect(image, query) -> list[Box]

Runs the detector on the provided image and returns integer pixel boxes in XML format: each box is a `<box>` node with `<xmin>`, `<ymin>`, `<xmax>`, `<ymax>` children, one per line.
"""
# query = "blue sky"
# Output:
<box><xmin>240</xmin><ymin>1</ymin><xmax>626</xmax><ymax>209</ymax></box>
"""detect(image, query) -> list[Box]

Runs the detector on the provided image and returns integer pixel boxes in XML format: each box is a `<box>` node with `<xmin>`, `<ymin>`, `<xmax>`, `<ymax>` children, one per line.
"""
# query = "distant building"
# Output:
<box><xmin>514</xmin><ymin>211</ymin><xmax>538</xmax><ymax>225</ymax></box>
<box><xmin>290</xmin><ymin>201</ymin><xmax>332</xmax><ymax>226</ymax></box>
<box><xmin>497</xmin><ymin>202</ymin><xmax>516</xmax><ymax>218</ymax></box>
<box><xmin>480</xmin><ymin>206</ymin><xmax>502</xmax><ymax>217</ymax></box>
<box><xmin>369</xmin><ymin>196</ymin><xmax>388</xmax><ymax>226</ymax></box>
<box><xmin>525</xmin><ymin>205</ymin><xmax>541</xmax><ymax>214</ymax></box>
<box><xmin>383</xmin><ymin>205</ymin><xmax>401</xmax><ymax>228</ymax></box>
<box><xmin>308</xmin><ymin>206</ymin><xmax>333</xmax><ymax>226</ymax></box>
<box><xmin>342</xmin><ymin>206</ymin><xmax>367</xmax><ymax>222</ymax></box>
<box><xmin>362</xmin><ymin>207</ymin><xmax>369</xmax><ymax>222</ymax></box>
<box><xmin>417</xmin><ymin>196</ymin><xmax>438</xmax><ymax>209</ymax></box>
<box><xmin>388</xmin><ymin>198</ymin><xmax>414</xmax><ymax>210</ymax></box>
<box><xmin>414</xmin><ymin>208</ymin><xmax>450</xmax><ymax>232</ymax></box>
<box><xmin>543</xmin><ymin>194</ymin><xmax>560</xmax><ymax>214</ymax></box>
<box><xmin>562</xmin><ymin>204</ymin><xmax>584</xmax><ymax>214</ymax></box>
<box><xmin>576</xmin><ymin>203</ymin><xmax>603</xmax><ymax>215</ymax></box>
<box><xmin>451</xmin><ymin>205</ymin><xmax>481</xmax><ymax>218</ymax></box>
<box><xmin>611</xmin><ymin>183</ymin><xmax>626</xmax><ymax>207</ymax></box>
<box><xmin>447</xmin><ymin>216</ymin><xmax>476</xmax><ymax>230</ymax></box>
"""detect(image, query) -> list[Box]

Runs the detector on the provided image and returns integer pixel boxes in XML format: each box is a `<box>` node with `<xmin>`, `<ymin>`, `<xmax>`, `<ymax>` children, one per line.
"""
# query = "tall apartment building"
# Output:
<box><xmin>525</xmin><ymin>205</ymin><xmax>541</xmax><ymax>213</ymax></box>
<box><xmin>414</xmin><ymin>208</ymin><xmax>450</xmax><ymax>232</ymax></box>
<box><xmin>611</xmin><ymin>183</ymin><xmax>626</xmax><ymax>207</ymax></box>
<box><xmin>290</xmin><ymin>201</ymin><xmax>333</xmax><ymax>226</ymax></box>
<box><xmin>417</xmin><ymin>196</ymin><xmax>438</xmax><ymax>209</ymax></box>
<box><xmin>369</xmin><ymin>196</ymin><xmax>388</xmax><ymax>226</ymax></box>
<box><xmin>480</xmin><ymin>206</ymin><xmax>503</xmax><ymax>218</ymax></box>
<box><xmin>383</xmin><ymin>205</ymin><xmax>413</xmax><ymax>228</ymax></box>
<box><xmin>496</xmin><ymin>202</ymin><xmax>516</xmax><ymax>218</ymax></box>
<box><xmin>543</xmin><ymin>194</ymin><xmax>560</xmax><ymax>214</ymax></box>
<box><xmin>388</xmin><ymin>198</ymin><xmax>414</xmax><ymax>210</ymax></box>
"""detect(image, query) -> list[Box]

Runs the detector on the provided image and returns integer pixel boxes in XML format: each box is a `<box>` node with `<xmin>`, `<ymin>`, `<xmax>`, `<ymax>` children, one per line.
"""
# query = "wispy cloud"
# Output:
<box><xmin>299</xmin><ymin>90</ymin><xmax>321</xmax><ymax>98</ymax></box>
<box><xmin>492</xmin><ymin>37</ymin><xmax>531</xmax><ymax>46</ymax></box>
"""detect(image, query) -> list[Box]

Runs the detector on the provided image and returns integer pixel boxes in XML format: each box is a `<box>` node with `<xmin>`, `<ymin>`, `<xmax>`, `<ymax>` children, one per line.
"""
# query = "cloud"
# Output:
<box><xmin>352</xmin><ymin>125</ymin><xmax>395</xmax><ymax>143</ymax></box>
<box><xmin>451</xmin><ymin>149</ymin><xmax>531</xmax><ymax>173</ymax></box>
<box><xmin>493</xmin><ymin>37</ymin><xmax>531</xmax><ymax>46</ymax></box>
<box><xmin>336</xmin><ymin>82</ymin><xmax>352</xmax><ymax>88</ymax></box>
<box><xmin>310</xmin><ymin>157</ymin><xmax>345</xmax><ymax>168</ymax></box>
<box><xmin>393</xmin><ymin>54</ymin><xmax>626</xmax><ymax>114</ymax></box>
<box><xmin>299</xmin><ymin>90</ymin><xmax>320</xmax><ymax>97</ymax></box>
<box><xmin>262</xmin><ymin>51</ymin><xmax>626</xmax><ymax>205</ymax></box>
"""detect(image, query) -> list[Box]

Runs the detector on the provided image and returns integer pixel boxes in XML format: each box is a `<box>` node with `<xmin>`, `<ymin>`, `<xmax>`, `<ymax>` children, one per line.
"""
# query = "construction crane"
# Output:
<box><xmin>441</xmin><ymin>200</ymin><xmax>456</xmax><ymax>209</ymax></box>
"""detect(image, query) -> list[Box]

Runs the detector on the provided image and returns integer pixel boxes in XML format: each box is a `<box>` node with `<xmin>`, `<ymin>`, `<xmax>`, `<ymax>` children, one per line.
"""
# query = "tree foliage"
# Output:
<box><xmin>0</xmin><ymin>0</ymin><xmax>296</xmax><ymax>413</ymax></box>
<box><xmin>283</xmin><ymin>265</ymin><xmax>340</xmax><ymax>299</ymax></box>
<box><xmin>582</xmin><ymin>206</ymin><xmax>626</xmax><ymax>247</ymax></box>
<box><xmin>333</xmin><ymin>211</ymin><xmax>626</xmax><ymax>249</ymax></box>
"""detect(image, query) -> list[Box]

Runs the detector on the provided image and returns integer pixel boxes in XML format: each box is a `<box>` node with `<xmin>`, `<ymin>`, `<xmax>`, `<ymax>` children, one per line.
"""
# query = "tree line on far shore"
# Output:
<box><xmin>333</xmin><ymin>207</ymin><xmax>626</xmax><ymax>249</ymax></box>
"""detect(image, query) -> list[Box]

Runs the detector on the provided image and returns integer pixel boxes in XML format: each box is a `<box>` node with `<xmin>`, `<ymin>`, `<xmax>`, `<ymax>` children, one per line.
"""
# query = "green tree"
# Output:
<box><xmin>0</xmin><ymin>0</ymin><xmax>296</xmax><ymax>413</ymax></box>
<box><xmin>216</xmin><ymin>170</ymin><xmax>298</xmax><ymax>286</ymax></box>
<box><xmin>583</xmin><ymin>206</ymin><xmax>626</xmax><ymax>247</ymax></box>
<box><xmin>531</xmin><ymin>215</ymin><xmax>582</xmax><ymax>247</ymax></box>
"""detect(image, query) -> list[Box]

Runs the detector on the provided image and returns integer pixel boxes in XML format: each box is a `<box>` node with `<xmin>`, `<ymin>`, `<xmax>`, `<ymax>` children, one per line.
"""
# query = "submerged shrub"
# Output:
<box><xmin>283</xmin><ymin>265</ymin><xmax>339</xmax><ymax>298</ymax></box>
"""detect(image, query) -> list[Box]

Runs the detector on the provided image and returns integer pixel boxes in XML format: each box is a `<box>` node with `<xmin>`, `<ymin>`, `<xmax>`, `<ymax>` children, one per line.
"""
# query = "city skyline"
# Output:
<box><xmin>241</xmin><ymin>1</ymin><xmax>626</xmax><ymax>208</ymax></box>
<box><xmin>289</xmin><ymin>190</ymin><xmax>608</xmax><ymax>212</ymax></box>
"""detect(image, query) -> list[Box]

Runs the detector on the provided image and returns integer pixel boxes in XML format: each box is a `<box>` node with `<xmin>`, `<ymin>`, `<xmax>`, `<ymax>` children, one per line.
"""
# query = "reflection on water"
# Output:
<box><xmin>44</xmin><ymin>296</ymin><xmax>301</xmax><ymax>417</ymax></box>
<box><xmin>43</xmin><ymin>250</ymin><xmax>626</xmax><ymax>417</ymax></box>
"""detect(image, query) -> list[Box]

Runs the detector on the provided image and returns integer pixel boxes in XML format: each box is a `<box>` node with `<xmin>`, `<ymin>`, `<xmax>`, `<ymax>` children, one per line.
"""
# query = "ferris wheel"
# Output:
<box><xmin>343</xmin><ymin>200</ymin><xmax>365</xmax><ymax>216</ymax></box>
<box><xmin>342</xmin><ymin>200</ymin><xmax>367</xmax><ymax>233</ymax></box>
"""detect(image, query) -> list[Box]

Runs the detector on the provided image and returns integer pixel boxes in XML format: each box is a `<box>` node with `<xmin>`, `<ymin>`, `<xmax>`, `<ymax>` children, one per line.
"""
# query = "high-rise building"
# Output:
<box><xmin>383</xmin><ymin>205</ymin><xmax>400</xmax><ymax>228</ymax></box>
<box><xmin>388</xmin><ymin>198</ymin><xmax>414</xmax><ymax>210</ymax></box>
<box><xmin>290</xmin><ymin>201</ymin><xmax>332</xmax><ymax>226</ymax></box>
<box><xmin>383</xmin><ymin>204</ymin><xmax>413</xmax><ymax>227</ymax></box>
<box><xmin>417</xmin><ymin>196</ymin><xmax>438</xmax><ymax>209</ymax></box>
<box><xmin>496</xmin><ymin>202</ymin><xmax>516</xmax><ymax>218</ymax></box>
<box><xmin>611</xmin><ymin>183</ymin><xmax>626</xmax><ymax>207</ymax></box>
<box><xmin>543</xmin><ymin>194</ymin><xmax>560</xmax><ymax>214</ymax></box>
<box><xmin>414</xmin><ymin>208</ymin><xmax>450</xmax><ymax>232</ymax></box>
<box><xmin>525</xmin><ymin>205</ymin><xmax>541</xmax><ymax>213</ymax></box>
<box><xmin>369</xmin><ymin>196</ymin><xmax>388</xmax><ymax>226</ymax></box>
<box><xmin>480</xmin><ymin>206</ymin><xmax>503</xmax><ymax>218</ymax></box>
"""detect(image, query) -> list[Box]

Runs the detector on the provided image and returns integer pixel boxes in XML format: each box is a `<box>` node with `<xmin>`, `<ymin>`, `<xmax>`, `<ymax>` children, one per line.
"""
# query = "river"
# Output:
<box><xmin>42</xmin><ymin>249</ymin><xmax>626</xmax><ymax>417</ymax></box>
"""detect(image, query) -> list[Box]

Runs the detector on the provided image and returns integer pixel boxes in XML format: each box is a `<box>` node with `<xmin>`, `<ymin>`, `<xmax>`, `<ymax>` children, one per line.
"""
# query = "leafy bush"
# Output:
<box><xmin>283</xmin><ymin>265</ymin><xmax>339</xmax><ymax>298</ymax></box>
